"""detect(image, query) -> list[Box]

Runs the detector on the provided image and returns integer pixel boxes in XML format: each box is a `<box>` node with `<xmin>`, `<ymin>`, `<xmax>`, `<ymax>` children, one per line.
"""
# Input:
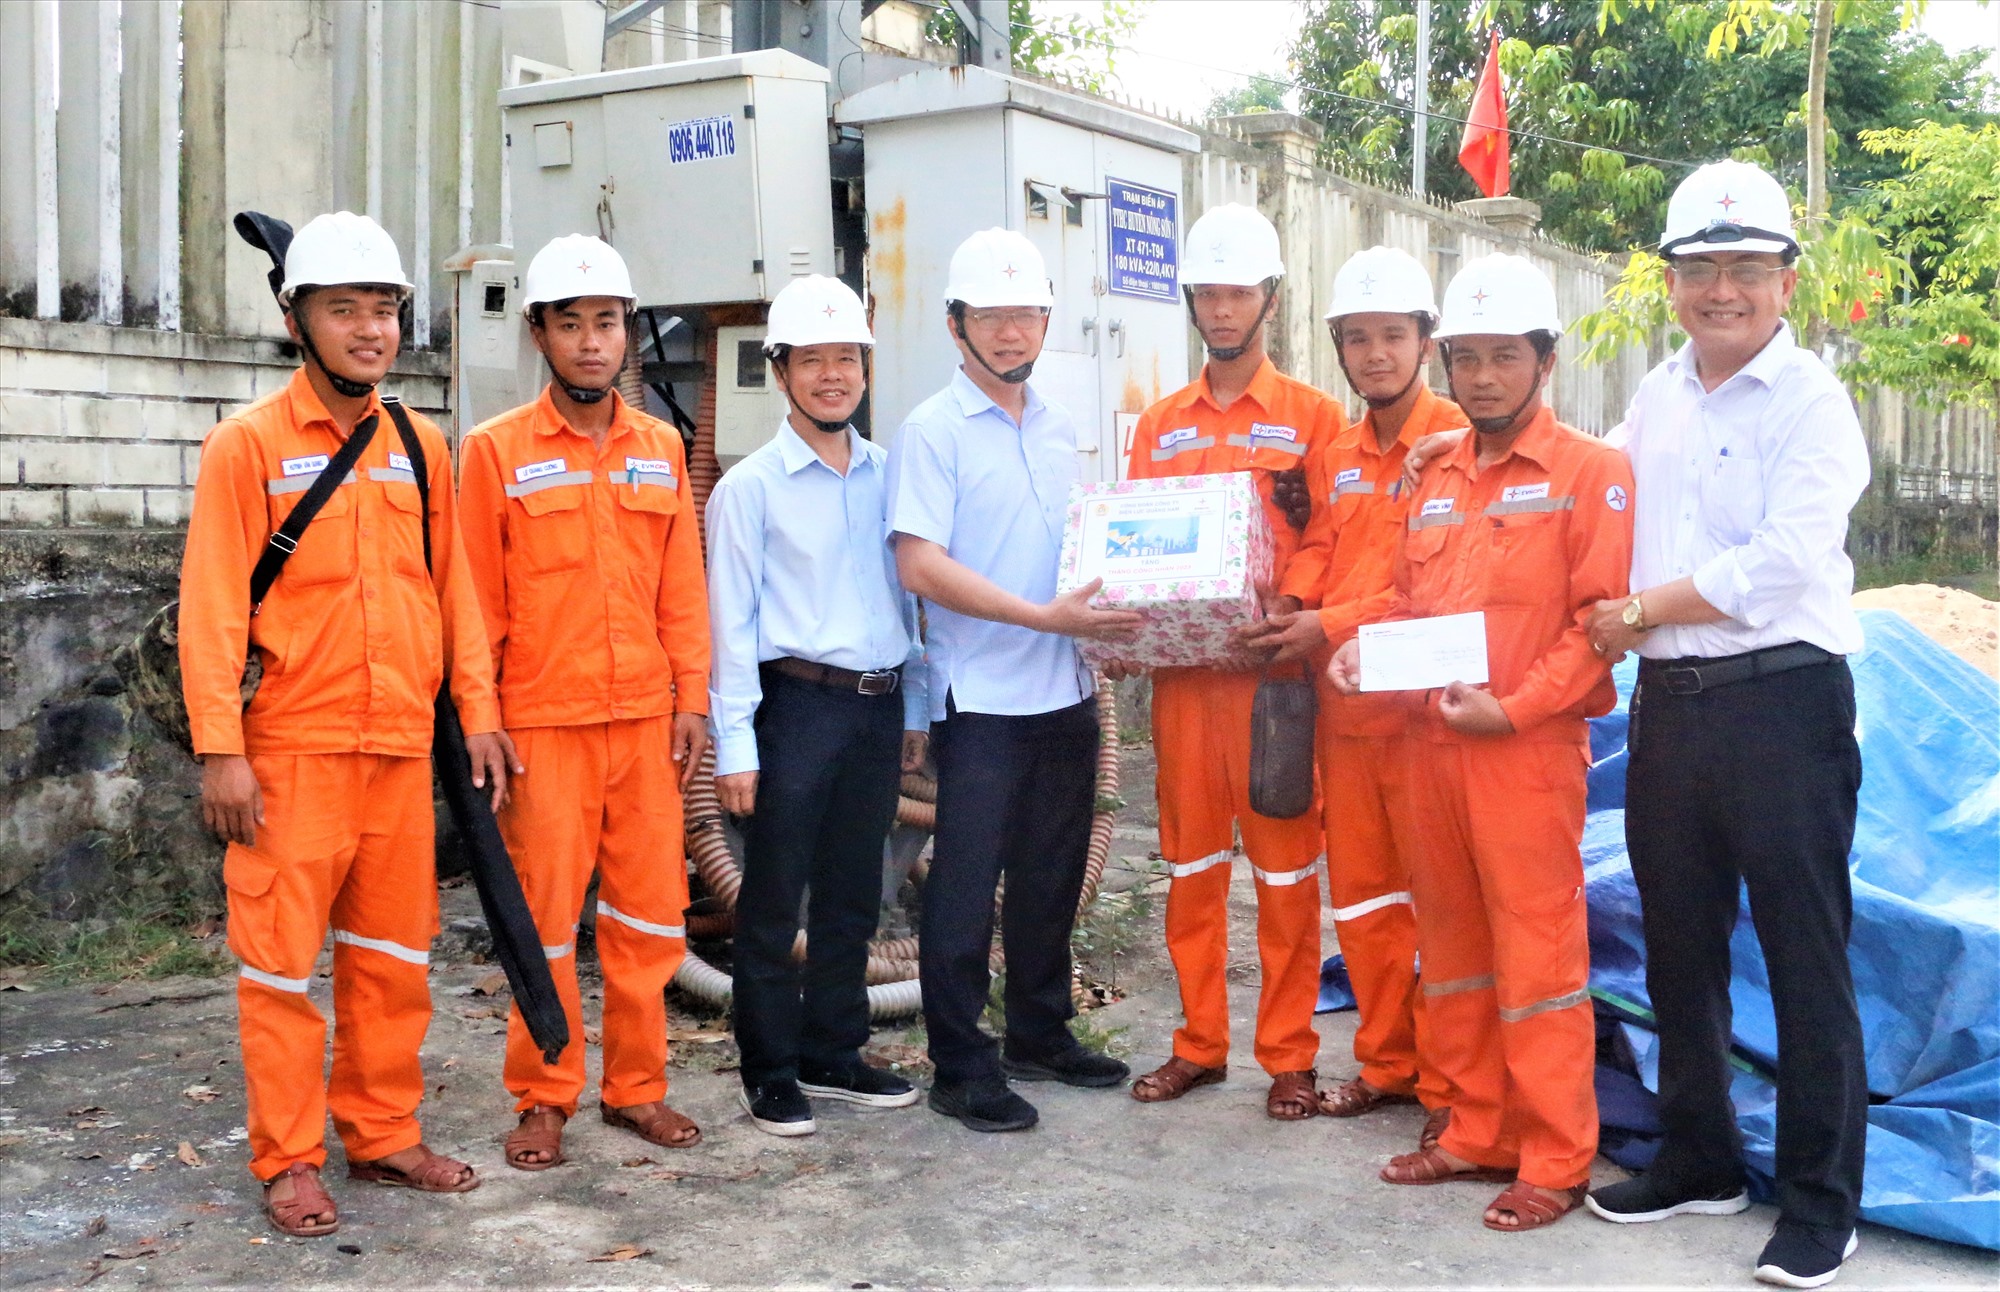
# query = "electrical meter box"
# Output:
<box><xmin>452</xmin><ymin>258</ymin><xmax>538</xmax><ymax>435</ymax></box>
<box><xmin>500</xmin><ymin>50</ymin><xmax>836</xmax><ymax>308</ymax></box>
<box><xmin>839</xmin><ymin>67</ymin><xmax>1199</xmax><ymax>482</ymax></box>
<box><xmin>713</xmin><ymin>324</ymin><xmax>788</xmax><ymax>469</ymax></box>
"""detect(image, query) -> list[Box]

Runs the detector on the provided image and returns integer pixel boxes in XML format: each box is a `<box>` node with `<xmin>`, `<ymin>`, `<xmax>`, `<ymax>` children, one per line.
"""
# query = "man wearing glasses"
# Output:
<box><xmin>888</xmin><ymin>229</ymin><xmax>1143</xmax><ymax>1133</ymax></box>
<box><xmin>1581</xmin><ymin>160</ymin><xmax>1872</xmax><ymax>1291</ymax></box>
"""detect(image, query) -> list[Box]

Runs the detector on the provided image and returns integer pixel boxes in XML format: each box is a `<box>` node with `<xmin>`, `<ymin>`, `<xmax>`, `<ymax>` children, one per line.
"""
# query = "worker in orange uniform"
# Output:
<box><xmin>457</xmin><ymin>235</ymin><xmax>712</xmax><ymax>1170</ymax></box>
<box><xmin>180</xmin><ymin>212</ymin><xmax>515</xmax><ymax>1237</ymax></box>
<box><xmin>1248</xmin><ymin>247</ymin><xmax>1467</xmax><ymax>1148</ymax></box>
<box><xmin>1118</xmin><ymin>204</ymin><xmax>1346</xmax><ymax>1122</ymax></box>
<box><xmin>1330</xmin><ymin>253</ymin><xmax>1633</xmax><ymax>1232</ymax></box>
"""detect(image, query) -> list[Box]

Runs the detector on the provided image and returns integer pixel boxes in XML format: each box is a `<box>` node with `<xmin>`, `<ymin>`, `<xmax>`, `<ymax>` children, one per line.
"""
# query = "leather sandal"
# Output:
<box><xmin>262</xmin><ymin>1162</ymin><xmax>338</xmax><ymax>1237</ymax></box>
<box><xmin>1266</xmin><ymin>1069</ymin><xmax>1321</xmax><ymax>1121</ymax></box>
<box><xmin>1318</xmin><ymin>1075</ymin><xmax>1419</xmax><ymax>1118</ymax></box>
<box><xmin>1379</xmin><ymin>1145</ymin><xmax>1516</xmax><ymax>1187</ymax></box>
<box><xmin>601</xmin><ymin>1100</ymin><xmax>702</xmax><ymax>1149</ymax></box>
<box><xmin>1420</xmin><ymin>1105</ymin><xmax>1452</xmax><ymax>1152</ymax></box>
<box><xmin>1130</xmin><ymin>1056</ymin><xmax>1227</xmax><ymax>1104</ymax></box>
<box><xmin>347</xmin><ymin>1144</ymin><xmax>480</xmax><ymax>1193</ymax></box>
<box><xmin>504</xmin><ymin>1104</ymin><xmax>568</xmax><ymax>1172</ymax></box>
<box><xmin>1483</xmin><ymin>1179</ymin><xmax>1590</xmax><ymax>1232</ymax></box>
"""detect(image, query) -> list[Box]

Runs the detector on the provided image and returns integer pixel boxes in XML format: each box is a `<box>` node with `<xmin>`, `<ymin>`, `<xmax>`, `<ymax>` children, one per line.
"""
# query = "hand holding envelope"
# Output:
<box><xmin>1357</xmin><ymin>611</ymin><xmax>1490</xmax><ymax>692</ymax></box>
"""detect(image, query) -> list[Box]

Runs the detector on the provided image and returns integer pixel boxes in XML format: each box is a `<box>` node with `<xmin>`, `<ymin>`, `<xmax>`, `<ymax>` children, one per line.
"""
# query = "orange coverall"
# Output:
<box><xmin>1125</xmin><ymin>357</ymin><xmax>1345</xmax><ymax>1076</ymax></box>
<box><xmin>458</xmin><ymin>388</ymin><xmax>710</xmax><ymax>1115</ymax></box>
<box><xmin>178</xmin><ymin>369</ymin><xmax>501</xmax><ymax>1181</ymax></box>
<box><xmin>1281</xmin><ymin>386</ymin><xmax>1468</xmax><ymax>1108</ymax></box>
<box><xmin>1386</xmin><ymin>405</ymin><xmax>1633</xmax><ymax>1190</ymax></box>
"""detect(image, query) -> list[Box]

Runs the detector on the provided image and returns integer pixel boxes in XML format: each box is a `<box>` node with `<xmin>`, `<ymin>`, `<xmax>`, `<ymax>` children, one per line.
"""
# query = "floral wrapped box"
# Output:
<box><xmin>1056</xmin><ymin>470</ymin><xmax>1273</xmax><ymax>669</ymax></box>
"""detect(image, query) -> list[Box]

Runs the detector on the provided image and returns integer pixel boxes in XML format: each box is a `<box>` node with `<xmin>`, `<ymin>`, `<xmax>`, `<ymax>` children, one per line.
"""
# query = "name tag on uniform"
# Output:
<box><xmin>281</xmin><ymin>454</ymin><xmax>330</xmax><ymax>477</ymax></box>
<box><xmin>514</xmin><ymin>457</ymin><xmax>567</xmax><ymax>484</ymax></box>
<box><xmin>1159</xmin><ymin>426</ymin><xmax>1200</xmax><ymax>449</ymax></box>
<box><xmin>626</xmin><ymin>456</ymin><xmax>674</xmax><ymax>479</ymax></box>
<box><xmin>1335</xmin><ymin>467</ymin><xmax>1362</xmax><ymax>488</ymax></box>
<box><xmin>1421</xmin><ymin>497</ymin><xmax>1456</xmax><ymax>517</ymax></box>
<box><xmin>1502</xmin><ymin>482</ymin><xmax>1549</xmax><ymax>503</ymax></box>
<box><xmin>389</xmin><ymin>452</ymin><xmax>412</xmax><ymax>472</ymax></box>
<box><xmin>1250</xmin><ymin>422</ymin><xmax>1298</xmax><ymax>443</ymax></box>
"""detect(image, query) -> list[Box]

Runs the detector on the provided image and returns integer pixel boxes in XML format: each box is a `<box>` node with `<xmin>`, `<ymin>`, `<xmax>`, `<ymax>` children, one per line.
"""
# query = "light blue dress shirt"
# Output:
<box><xmin>886</xmin><ymin>368</ymin><xmax>1093</xmax><ymax>721</ymax></box>
<box><xmin>706</xmin><ymin>419</ymin><xmax>928</xmax><ymax>776</ymax></box>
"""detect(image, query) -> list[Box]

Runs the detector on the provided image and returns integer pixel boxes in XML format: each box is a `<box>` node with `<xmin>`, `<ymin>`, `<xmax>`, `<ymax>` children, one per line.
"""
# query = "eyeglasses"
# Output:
<box><xmin>962</xmin><ymin>307</ymin><xmax>1050</xmax><ymax>330</ymax></box>
<box><xmin>1670</xmin><ymin>261</ymin><xmax>1791</xmax><ymax>289</ymax></box>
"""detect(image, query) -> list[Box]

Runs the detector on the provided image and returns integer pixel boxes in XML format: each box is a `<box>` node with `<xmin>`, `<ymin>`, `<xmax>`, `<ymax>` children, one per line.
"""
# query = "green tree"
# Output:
<box><xmin>926</xmin><ymin>0</ymin><xmax>1139</xmax><ymax>95</ymax></box>
<box><xmin>1287</xmin><ymin>0</ymin><xmax>1994</xmax><ymax>251</ymax></box>
<box><xmin>1207</xmin><ymin>75</ymin><xmax>1288</xmax><ymax>121</ymax></box>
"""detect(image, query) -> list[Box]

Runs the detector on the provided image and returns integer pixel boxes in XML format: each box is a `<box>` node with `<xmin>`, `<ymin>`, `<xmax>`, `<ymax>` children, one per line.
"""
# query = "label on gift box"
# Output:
<box><xmin>1073</xmin><ymin>487</ymin><xmax>1229</xmax><ymax>585</ymax></box>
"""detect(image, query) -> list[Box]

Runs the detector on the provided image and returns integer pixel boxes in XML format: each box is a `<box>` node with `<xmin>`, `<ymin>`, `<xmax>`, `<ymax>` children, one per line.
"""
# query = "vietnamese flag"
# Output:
<box><xmin>1459</xmin><ymin>30</ymin><xmax>1510</xmax><ymax>198</ymax></box>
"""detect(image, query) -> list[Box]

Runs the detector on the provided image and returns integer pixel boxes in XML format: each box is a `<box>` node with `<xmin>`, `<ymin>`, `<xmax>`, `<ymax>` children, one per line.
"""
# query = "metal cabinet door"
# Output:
<box><xmin>1094</xmin><ymin>133</ymin><xmax>1190</xmax><ymax>481</ymax></box>
<box><xmin>1004</xmin><ymin>109</ymin><xmax>1104</xmax><ymax>477</ymax></box>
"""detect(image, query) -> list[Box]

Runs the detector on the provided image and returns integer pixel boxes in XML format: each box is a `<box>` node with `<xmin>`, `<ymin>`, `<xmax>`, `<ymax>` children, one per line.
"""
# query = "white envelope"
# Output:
<box><xmin>1357</xmin><ymin>611</ymin><xmax>1491</xmax><ymax>692</ymax></box>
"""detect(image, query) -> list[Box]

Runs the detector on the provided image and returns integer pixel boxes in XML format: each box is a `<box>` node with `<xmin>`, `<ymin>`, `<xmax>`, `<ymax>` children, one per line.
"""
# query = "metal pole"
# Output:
<box><xmin>1413</xmin><ymin>0</ymin><xmax>1430</xmax><ymax>199</ymax></box>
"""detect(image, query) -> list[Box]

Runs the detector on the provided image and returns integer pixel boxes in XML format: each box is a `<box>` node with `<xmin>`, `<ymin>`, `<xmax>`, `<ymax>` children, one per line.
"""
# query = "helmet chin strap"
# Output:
<box><xmin>1335</xmin><ymin>344</ymin><xmax>1424</xmax><ymax>412</ymax></box>
<box><xmin>547</xmin><ymin>353</ymin><xmax>622</xmax><ymax>406</ymax></box>
<box><xmin>1189</xmin><ymin>285</ymin><xmax>1275</xmax><ymax>363</ymax></box>
<box><xmin>953</xmin><ymin>318</ymin><xmax>1035</xmax><ymax>385</ymax></box>
<box><xmin>293</xmin><ymin>317</ymin><xmax>378</xmax><ymax>399</ymax></box>
<box><xmin>772</xmin><ymin>358</ymin><xmax>856</xmax><ymax>433</ymax></box>
<box><xmin>1445</xmin><ymin>350</ymin><xmax>1546</xmax><ymax>436</ymax></box>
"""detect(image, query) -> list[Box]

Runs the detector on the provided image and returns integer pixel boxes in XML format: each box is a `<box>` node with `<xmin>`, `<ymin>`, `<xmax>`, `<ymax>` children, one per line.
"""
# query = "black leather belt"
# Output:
<box><xmin>766</xmin><ymin>656</ymin><xmax>901</xmax><ymax>696</ymax></box>
<box><xmin>1639</xmin><ymin>642</ymin><xmax>1839</xmax><ymax>696</ymax></box>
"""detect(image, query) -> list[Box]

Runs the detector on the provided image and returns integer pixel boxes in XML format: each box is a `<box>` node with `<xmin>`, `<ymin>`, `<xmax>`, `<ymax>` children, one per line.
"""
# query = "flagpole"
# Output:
<box><xmin>1413</xmin><ymin>0</ymin><xmax>1431</xmax><ymax>198</ymax></box>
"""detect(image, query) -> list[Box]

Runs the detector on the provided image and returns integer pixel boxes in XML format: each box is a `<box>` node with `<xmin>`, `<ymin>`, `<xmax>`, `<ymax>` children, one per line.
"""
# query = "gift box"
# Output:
<box><xmin>1056</xmin><ymin>470</ymin><xmax>1273</xmax><ymax>669</ymax></box>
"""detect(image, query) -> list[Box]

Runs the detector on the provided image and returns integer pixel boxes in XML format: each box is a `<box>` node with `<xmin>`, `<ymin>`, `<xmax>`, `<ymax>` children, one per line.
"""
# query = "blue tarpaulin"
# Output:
<box><xmin>1585</xmin><ymin>610</ymin><xmax>2000</xmax><ymax>1251</ymax></box>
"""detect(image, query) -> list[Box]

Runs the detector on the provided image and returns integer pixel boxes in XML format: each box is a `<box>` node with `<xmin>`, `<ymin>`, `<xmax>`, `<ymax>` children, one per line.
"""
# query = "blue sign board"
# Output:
<box><xmin>1106</xmin><ymin>178</ymin><xmax>1178</xmax><ymax>302</ymax></box>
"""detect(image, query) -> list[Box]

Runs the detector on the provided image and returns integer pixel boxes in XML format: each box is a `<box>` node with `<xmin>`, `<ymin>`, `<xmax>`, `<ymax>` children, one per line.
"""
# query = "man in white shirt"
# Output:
<box><xmin>706</xmin><ymin>276</ymin><xmax>928</xmax><ymax>1137</ymax></box>
<box><xmin>887</xmin><ymin>229</ymin><xmax>1143</xmax><ymax>1132</ymax></box>
<box><xmin>1582</xmin><ymin>161</ymin><xmax>1871</xmax><ymax>1291</ymax></box>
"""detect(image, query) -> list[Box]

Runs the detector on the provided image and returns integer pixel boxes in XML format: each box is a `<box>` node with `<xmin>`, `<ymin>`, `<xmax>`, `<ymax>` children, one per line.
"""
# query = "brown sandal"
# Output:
<box><xmin>1267</xmin><ymin>1069</ymin><xmax>1321</xmax><ymax>1121</ymax></box>
<box><xmin>1483</xmin><ymin>1179</ymin><xmax>1589</xmax><ymax>1232</ymax></box>
<box><xmin>601</xmin><ymin>1100</ymin><xmax>702</xmax><ymax>1149</ymax></box>
<box><xmin>348</xmin><ymin>1143</ymin><xmax>480</xmax><ymax>1193</ymax></box>
<box><xmin>1420</xmin><ymin>1105</ymin><xmax>1452</xmax><ymax>1151</ymax></box>
<box><xmin>1130</xmin><ymin>1056</ymin><xmax>1227</xmax><ymax>1103</ymax></box>
<box><xmin>1379</xmin><ymin>1145</ymin><xmax>1516</xmax><ymax>1187</ymax></box>
<box><xmin>262</xmin><ymin>1162</ymin><xmax>338</xmax><ymax>1237</ymax></box>
<box><xmin>1318</xmin><ymin>1075</ymin><xmax>1419</xmax><ymax>1118</ymax></box>
<box><xmin>504</xmin><ymin>1104</ymin><xmax>568</xmax><ymax>1171</ymax></box>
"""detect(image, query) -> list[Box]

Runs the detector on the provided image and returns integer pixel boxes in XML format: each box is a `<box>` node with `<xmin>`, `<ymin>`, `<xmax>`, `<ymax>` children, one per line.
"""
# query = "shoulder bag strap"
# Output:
<box><xmin>249</xmin><ymin>410</ymin><xmax>379</xmax><ymax>613</ymax></box>
<box><xmin>381</xmin><ymin>397</ymin><xmax>432</xmax><ymax>575</ymax></box>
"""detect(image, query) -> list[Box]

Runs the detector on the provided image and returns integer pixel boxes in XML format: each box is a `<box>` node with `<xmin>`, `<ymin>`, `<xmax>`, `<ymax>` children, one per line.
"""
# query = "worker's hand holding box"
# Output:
<box><xmin>1056</xmin><ymin>471</ymin><xmax>1273</xmax><ymax>669</ymax></box>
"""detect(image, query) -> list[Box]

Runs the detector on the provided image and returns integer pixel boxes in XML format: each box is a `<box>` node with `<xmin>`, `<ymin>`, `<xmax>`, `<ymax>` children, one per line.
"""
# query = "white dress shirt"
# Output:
<box><xmin>886</xmin><ymin>368</ymin><xmax>1093</xmax><ymax>721</ymax></box>
<box><xmin>705</xmin><ymin>419</ymin><xmax>927</xmax><ymax>776</ymax></box>
<box><xmin>1613</xmin><ymin>324</ymin><xmax>1870</xmax><ymax>660</ymax></box>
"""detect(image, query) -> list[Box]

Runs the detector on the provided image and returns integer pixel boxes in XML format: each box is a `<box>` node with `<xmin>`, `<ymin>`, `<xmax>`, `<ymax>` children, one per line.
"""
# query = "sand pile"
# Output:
<box><xmin>1853</xmin><ymin>583</ymin><xmax>1999</xmax><ymax>680</ymax></box>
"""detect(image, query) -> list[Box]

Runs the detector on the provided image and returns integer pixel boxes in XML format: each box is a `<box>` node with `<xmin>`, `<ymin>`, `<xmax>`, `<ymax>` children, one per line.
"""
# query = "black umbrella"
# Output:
<box><xmin>231</xmin><ymin>210</ymin><xmax>569</xmax><ymax>1063</ymax></box>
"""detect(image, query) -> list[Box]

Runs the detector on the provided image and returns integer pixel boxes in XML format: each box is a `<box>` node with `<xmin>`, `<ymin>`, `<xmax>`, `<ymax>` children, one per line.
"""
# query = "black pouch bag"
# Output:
<box><xmin>1249</xmin><ymin>665</ymin><xmax>1318</xmax><ymax>820</ymax></box>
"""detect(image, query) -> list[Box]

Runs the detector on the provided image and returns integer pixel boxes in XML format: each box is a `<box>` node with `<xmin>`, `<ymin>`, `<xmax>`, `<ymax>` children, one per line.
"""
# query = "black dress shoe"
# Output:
<box><xmin>739</xmin><ymin>1079</ymin><xmax>816</xmax><ymax>1137</ymax></box>
<box><xmin>928</xmin><ymin>1073</ymin><xmax>1038</xmax><ymax>1132</ymax></box>
<box><xmin>1002</xmin><ymin>1044</ymin><xmax>1130</xmax><ymax>1088</ymax></box>
<box><xmin>798</xmin><ymin>1060</ymin><xmax>921</xmax><ymax>1109</ymax></box>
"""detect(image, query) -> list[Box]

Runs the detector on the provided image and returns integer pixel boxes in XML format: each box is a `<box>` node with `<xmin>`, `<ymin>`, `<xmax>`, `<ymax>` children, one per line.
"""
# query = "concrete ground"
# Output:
<box><xmin>2</xmin><ymin>746</ymin><xmax>1994</xmax><ymax>1289</ymax></box>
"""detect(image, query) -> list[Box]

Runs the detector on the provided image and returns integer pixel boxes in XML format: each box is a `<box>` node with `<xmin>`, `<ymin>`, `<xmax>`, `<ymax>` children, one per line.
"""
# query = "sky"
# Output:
<box><xmin>1057</xmin><ymin>0</ymin><xmax>1999</xmax><ymax>121</ymax></box>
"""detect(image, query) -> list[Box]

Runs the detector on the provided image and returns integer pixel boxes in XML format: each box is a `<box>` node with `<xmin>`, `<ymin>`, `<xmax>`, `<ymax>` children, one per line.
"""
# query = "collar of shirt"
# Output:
<box><xmin>775</xmin><ymin>419</ymin><xmax>879</xmax><ymax>477</ymax></box>
<box><xmin>281</xmin><ymin>367</ymin><xmax>384</xmax><ymax>438</ymax></box>
<box><xmin>1440</xmin><ymin>404</ymin><xmax>1560</xmax><ymax>479</ymax></box>
<box><xmin>530</xmin><ymin>385</ymin><xmax>643</xmax><ymax>448</ymax></box>
<box><xmin>1353</xmin><ymin>384</ymin><xmax>1446</xmax><ymax>460</ymax></box>
<box><xmin>1179</xmin><ymin>355</ymin><xmax>1280</xmax><ymax>417</ymax></box>
<box><xmin>948</xmin><ymin>366</ymin><xmax>1046</xmax><ymax>425</ymax></box>
<box><xmin>1666</xmin><ymin>322</ymin><xmax>1796</xmax><ymax>395</ymax></box>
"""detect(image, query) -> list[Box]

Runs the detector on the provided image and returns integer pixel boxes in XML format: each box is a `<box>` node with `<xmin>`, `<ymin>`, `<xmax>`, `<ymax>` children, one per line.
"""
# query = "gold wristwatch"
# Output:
<box><xmin>1621</xmin><ymin>594</ymin><xmax>1649</xmax><ymax>633</ymax></box>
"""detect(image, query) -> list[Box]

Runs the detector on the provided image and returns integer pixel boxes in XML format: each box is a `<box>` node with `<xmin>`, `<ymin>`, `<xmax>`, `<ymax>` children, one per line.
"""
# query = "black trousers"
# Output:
<box><xmin>921</xmin><ymin>696</ymin><xmax>1099</xmax><ymax>1084</ymax></box>
<box><xmin>1625</xmin><ymin>656</ymin><xmax>1866</xmax><ymax>1230</ymax></box>
<box><xmin>732</xmin><ymin>669</ymin><xmax>903</xmax><ymax>1087</ymax></box>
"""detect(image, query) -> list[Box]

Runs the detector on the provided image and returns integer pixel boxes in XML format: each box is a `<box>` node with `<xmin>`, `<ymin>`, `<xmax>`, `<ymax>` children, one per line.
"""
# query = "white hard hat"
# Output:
<box><xmin>1434</xmin><ymin>253</ymin><xmax>1563</xmax><ymax>340</ymax></box>
<box><xmin>943</xmin><ymin>229</ymin><xmax>1055</xmax><ymax>309</ymax></box>
<box><xmin>764</xmin><ymin>275</ymin><xmax>873</xmax><ymax>353</ymax></box>
<box><xmin>520</xmin><ymin>234</ymin><xmax>636</xmax><ymax>315</ymax></box>
<box><xmin>1326</xmin><ymin>246</ymin><xmax>1438</xmax><ymax>324</ymax></box>
<box><xmin>280</xmin><ymin>211</ymin><xmax>412</xmax><ymax>305</ymax></box>
<box><xmin>1660</xmin><ymin>159</ymin><xmax>1797</xmax><ymax>258</ymax></box>
<box><xmin>1182</xmin><ymin>204</ymin><xmax>1284</xmax><ymax>287</ymax></box>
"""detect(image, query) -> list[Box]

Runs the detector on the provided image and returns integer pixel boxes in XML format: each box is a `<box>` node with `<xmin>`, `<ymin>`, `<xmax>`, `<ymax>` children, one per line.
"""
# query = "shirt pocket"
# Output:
<box><xmin>380</xmin><ymin>481</ymin><xmax>433</xmax><ymax>580</ymax></box>
<box><xmin>1706</xmin><ymin>455</ymin><xmax>1765</xmax><ymax>547</ymax></box>
<box><xmin>512</xmin><ymin>482</ymin><xmax>590</xmax><ymax>574</ymax></box>
<box><xmin>1403</xmin><ymin>523</ymin><xmax>1452</xmax><ymax>567</ymax></box>
<box><xmin>613</xmin><ymin>481</ymin><xmax>678</xmax><ymax>582</ymax></box>
<box><xmin>1485</xmin><ymin>514</ymin><xmax>1566</xmax><ymax>608</ymax></box>
<box><xmin>268</xmin><ymin>487</ymin><xmax>355</xmax><ymax>587</ymax></box>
